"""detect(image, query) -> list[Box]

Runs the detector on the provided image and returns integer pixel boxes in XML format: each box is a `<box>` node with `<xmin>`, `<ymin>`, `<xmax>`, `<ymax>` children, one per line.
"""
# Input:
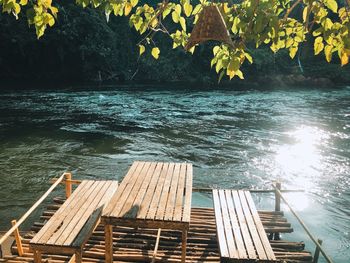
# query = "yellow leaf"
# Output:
<box><xmin>175</xmin><ymin>4</ymin><xmax>181</xmax><ymax>15</ymax></box>
<box><xmin>183</xmin><ymin>2</ymin><xmax>192</xmax><ymax>17</ymax></box>
<box><xmin>124</xmin><ymin>2</ymin><xmax>132</xmax><ymax>16</ymax></box>
<box><xmin>179</xmin><ymin>16</ymin><xmax>186</xmax><ymax>31</ymax></box>
<box><xmin>188</xmin><ymin>46</ymin><xmax>195</xmax><ymax>54</ymax></box>
<box><xmin>139</xmin><ymin>44</ymin><xmax>145</xmax><ymax>55</ymax></box>
<box><xmin>302</xmin><ymin>6</ymin><xmax>308</xmax><ymax>22</ymax></box>
<box><xmin>192</xmin><ymin>4</ymin><xmax>201</xmax><ymax>15</ymax></box>
<box><xmin>227</xmin><ymin>68</ymin><xmax>235</xmax><ymax>80</ymax></box>
<box><xmin>324</xmin><ymin>45</ymin><xmax>333</xmax><ymax>62</ymax></box>
<box><xmin>314</xmin><ymin>36</ymin><xmax>324</xmax><ymax>55</ymax></box>
<box><xmin>20</xmin><ymin>0</ymin><xmax>28</xmax><ymax>5</ymax></box>
<box><xmin>172</xmin><ymin>11</ymin><xmax>179</xmax><ymax>23</ymax></box>
<box><xmin>245</xmin><ymin>52</ymin><xmax>253</xmax><ymax>64</ymax></box>
<box><xmin>325</xmin><ymin>0</ymin><xmax>338</xmax><ymax>13</ymax></box>
<box><xmin>213</xmin><ymin>46</ymin><xmax>220</xmax><ymax>55</ymax></box>
<box><xmin>236</xmin><ymin>70</ymin><xmax>244</xmax><ymax>79</ymax></box>
<box><xmin>340</xmin><ymin>51</ymin><xmax>349</xmax><ymax>66</ymax></box>
<box><xmin>130</xmin><ymin>0</ymin><xmax>138</xmax><ymax>7</ymax></box>
<box><xmin>151</xmin><ymin>47</ymin><xmax>160</xmax><ymax>59</ymax></box>
<box><xmin>289</xmin><ymin>46</ymin><xmax>298</xmax><ymax>59</ymax></box>
<box><xmin>150</xmin><ymin>17</ymin><xmax>158</xmax><ymax>28</ymax></box>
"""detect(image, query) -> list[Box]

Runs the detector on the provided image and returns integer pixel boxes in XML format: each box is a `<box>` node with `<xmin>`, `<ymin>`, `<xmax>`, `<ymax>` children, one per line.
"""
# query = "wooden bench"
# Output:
<box><xmin>102</xmin><ymin>161</ymin><xmax>193</xmax><ymax>263</ymax></box>
<box><xmin>213</xmin><ymin>189</ymin><xmax>277</xmax><ymax>262</ymax></box>
<box><xmin>30</xmin><ymin>180</ymin><xmax>118</xmax><ymax>263</ymax></box>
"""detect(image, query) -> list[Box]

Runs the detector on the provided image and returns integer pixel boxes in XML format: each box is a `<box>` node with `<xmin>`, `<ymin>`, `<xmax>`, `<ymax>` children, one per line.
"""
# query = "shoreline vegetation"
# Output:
<box><xmin>1</xmin><ymin>3</ymin><xmax>350</xmax><ymax>88</ymax></box>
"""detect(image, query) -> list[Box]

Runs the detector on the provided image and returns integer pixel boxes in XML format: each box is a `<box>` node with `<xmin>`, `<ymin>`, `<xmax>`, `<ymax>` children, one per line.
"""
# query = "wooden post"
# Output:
<box><xmin>313</xmin><ymin>239</ymin><xmax>323</xmax><ymax>263</ymax></box>
<box><xmin>75</xmin><ymin>249</ymin><xmax>83</xmax><ymax>263</ymax></box>
<box><xmin>11</xmin><ymin>220</ymin><xmax>23</xmax><ymax>256</ymax></box>
<box><xmin>274</xmin><ymin>181</ymin><xmax>281</xmax><ymax>240</ymax></box>
<box><xmin>65</xmin><ymin>173</ymin><xmax>72</xmax><ymax>199</ymax></box>
<box><xmin>33</xmin><ymin>250</ymin><xmax>42</xmax><ymax>263</ymax></box>
<box><xmin>105</xmin><ymin>224</ymin><xmax>113</xmax><ymax>263</ymax></box>
<box><xmin>181</xmin><ymin>229</ymin><xmax>188</xmax><ymax>263</ymax></box>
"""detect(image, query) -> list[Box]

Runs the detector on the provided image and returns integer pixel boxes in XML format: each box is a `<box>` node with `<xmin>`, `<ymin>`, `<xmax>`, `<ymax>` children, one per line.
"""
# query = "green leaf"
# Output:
<box><xmin>139</xmin><ymin>44</ymin><xmax>145</xmax><ymax>55</ymax></box>
<box><xmin>314</xmin><ymin>36</ymin><xmax>324</xmax><ymax>55</ymax></box>
<box><xmin>324</xmin><ymin>0</ymin><xmax>337</xmax><ymax>13</ymax></box>
<box><xmin>151</xmin><ymin>47</ymin><xmax>160</xmax><ymax>59</ymax></box>
<box><xmin>179</xmin><ymin>16</ymin><xmax>186</xmax><ymax>31</ymax></box>
<box><xmin>227</xmin><ymin>58</ymin><xmax>240</xmax><ymax>72</ymax></box>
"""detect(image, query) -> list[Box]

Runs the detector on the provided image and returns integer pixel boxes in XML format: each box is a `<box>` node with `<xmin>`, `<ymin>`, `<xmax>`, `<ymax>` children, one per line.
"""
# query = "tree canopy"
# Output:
<box><xmin>1</xmin><ymin>0</ymin><xmax>349</xmax><ymax>80</ymax></box>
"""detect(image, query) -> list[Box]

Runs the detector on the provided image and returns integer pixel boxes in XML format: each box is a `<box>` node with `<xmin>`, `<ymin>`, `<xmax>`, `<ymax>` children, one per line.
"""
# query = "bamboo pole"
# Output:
<box><xmin>0</xmin><ymin>173</ymin><xmax>66</xmax><ymax>246</ymax></box>
<box><xmin>11</xmin><ymin>220</ymin><xmax>23</xmax><ymax>256</ymax></box>
<box><xmin>151</xmin><ymin>229</ymin><xmax>161</xmax><ymax>263</ymax></box>
<box><xmin>65</xmin><ymin>173</ymin><xmax>72</xmax><ymax>199</ymax></box>
<box><xmin>274</xmin><ymin>181</ymin><xmax>281</xmax><ymax>240</ymax></box>
<box><xmin>50</xmin><ymin>179</ymin><xmax>81</xmax><ymax>185</ymax></box>
<box><xmin>313</xmin><ymin>239</ymin><xmax>323</xmax><ymax>263</ymax></box>
<box><xmin>192</xmin><ymin>187</ymin><xmax>304</xmax><ymax>193</ymax></box>
<box><xmin>273</xmin><ymin>186</ymin><xmax>334</xmax><ymax>263</ymax></box>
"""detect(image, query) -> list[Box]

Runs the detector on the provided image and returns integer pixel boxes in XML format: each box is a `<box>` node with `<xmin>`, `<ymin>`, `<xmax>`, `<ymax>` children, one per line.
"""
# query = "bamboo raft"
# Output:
<box><xmin>1</xmin><ymin>195</ymin><xmax>313</xmax><ymax>263</ymax></box>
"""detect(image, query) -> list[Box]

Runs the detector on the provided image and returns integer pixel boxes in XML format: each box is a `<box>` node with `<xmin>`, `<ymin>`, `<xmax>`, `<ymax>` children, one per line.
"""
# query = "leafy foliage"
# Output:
<box><xmin>1</xmin><ymin>0</ymin><xmax>349</xmax><ymax>80</ymax></box>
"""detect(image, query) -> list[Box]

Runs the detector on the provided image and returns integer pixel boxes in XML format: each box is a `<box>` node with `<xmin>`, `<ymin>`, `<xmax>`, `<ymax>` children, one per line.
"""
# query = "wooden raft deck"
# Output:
<box><xmin>1</xmin><ymin>197</ymin><xmax>313</xmax><ymax>263</ymax></box>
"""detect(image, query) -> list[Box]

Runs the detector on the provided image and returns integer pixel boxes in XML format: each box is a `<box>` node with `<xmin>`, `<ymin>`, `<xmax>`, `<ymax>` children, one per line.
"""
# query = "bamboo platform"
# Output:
<box><xmin>1</xmin><ymin>196</ymin><xmax>313</xmax><ymax>263</ymax></box>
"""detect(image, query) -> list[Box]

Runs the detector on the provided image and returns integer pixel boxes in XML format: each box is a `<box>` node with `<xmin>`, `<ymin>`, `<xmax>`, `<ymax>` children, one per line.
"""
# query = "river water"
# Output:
<box><xmin>0</xmin><ymin>85</ymin><xmax>349</xmax><ymax>262</ymax></box>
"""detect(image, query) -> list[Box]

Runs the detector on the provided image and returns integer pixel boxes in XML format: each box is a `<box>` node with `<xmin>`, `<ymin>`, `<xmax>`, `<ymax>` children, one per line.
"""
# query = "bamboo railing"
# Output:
<box><xmin>273</xmin><ymin>183</ymin><xmax>334</xmax><ymax>263</ymax></box>
<box><xmin>0</xmin><ymin>172</ymin><xmax>73</xmax><ymax>255</ymax></box>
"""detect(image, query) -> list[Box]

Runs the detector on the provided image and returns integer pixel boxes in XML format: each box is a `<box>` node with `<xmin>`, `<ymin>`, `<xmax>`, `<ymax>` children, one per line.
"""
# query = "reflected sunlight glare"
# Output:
<box><xmin>275</xmin><ymin>126</ymin><xmax>329</xmax><ymax>209</ymax></box>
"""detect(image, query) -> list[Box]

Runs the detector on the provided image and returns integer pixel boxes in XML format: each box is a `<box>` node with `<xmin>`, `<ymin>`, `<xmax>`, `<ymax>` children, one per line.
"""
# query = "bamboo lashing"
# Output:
<box><xmin>0</xmin><ymin>173</ymin><xmax>66</xmax><ymax>246</ymax></box>
<box><xmin>185</xmin><ymin>5</ymin><xmax>234</xmax><ymax>51</ymax></box>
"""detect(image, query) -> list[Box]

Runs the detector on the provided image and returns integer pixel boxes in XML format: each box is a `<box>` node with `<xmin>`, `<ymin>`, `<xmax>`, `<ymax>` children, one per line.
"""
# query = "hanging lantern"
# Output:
<box><xmin>185</xmin><ymin>5</ymin><xmax>234</xmax><ymax>51</ymax></box>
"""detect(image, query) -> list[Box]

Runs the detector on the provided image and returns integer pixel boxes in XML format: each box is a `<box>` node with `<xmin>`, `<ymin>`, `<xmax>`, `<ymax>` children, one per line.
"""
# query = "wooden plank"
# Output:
<box><xmin>103</xmin><ymin>161</ymin><xmax>142</xmax><ymax>217</ymax></box>
<box><xmin>63</xmin><ymin>181</ymin><xmax>114</xmax><ymax>245</ymax></box>
<box><xmin>182</xmin><ymin>164</ymin><xmax>192</xmax><ymax>222</ymax></box>
<box><xmin>107</xmin><ymin>162</ymin><xmax>146</xmax><ymax>218</ymax></box>
<box><xmin>218</xmin><ymin>190</ymin><xmax>238</xmax><ymax>259</ymax></box>
<box><xmin>224</xmin><ymin>190</ymin><xmax>247</xmax><ymax>259</ymax></box>
<box><xmin>163</xmin><ymin>163</ymin><xmax>181</xmax><ymax>221</ymax></box>
<box><xmin>125</xmin><ymin>162</ymin><xmax>158</xmax><ymax>219</ymax></box>
<box><xmin>231</xmin><ymin>190</ymin><xmax>256</xmax><ymax>259</ymax></box>
<box><xmin>58</xmin><ymin>181</ymin><xmax>108</xmax><ymax>245</ymax></box>
<box><xmin>155</xmin><ymin>163</ymin><xmax>175</xmax><ymax>220</ymax></box>
<box><xmin>146</xmin><ymin>163</ymin><xmax>169</xmax><ymax>219</ymax></box>
<box><xmin>245</xmin><ymin>191</ymin><xmax>276</xmax><ymax>261</ymax></box>
<box><xmin>173</xmin><ymin>164</ymin><xmax>187</xmax><ymax>221</ymax></box>
<box><xmin>117</xmin><ymin>162</ymin><xmax>152</xmax><ymax>217</ymax></box>
<box><xmin>30</xmin><ymin>181</ymin><xmax>93</xmax><ymax>244</ymax></box>
<box><xmin>212</xmin><ymin>189</ymin><xmax>229</xmax><ymax>258</ymax></box>
<box><xmin>238</xmin><ymin>190</ymin><xmax>267</xmax><ymax>260</ymax></box>
<box><xmin>47</xmin><ymin>181</ymin><xmax>105</xmax><ymax>245</ymax></box>
<box><xmin>137</xmin><ymin>162</ymin><xmax>164</xmax><ymax>219</ymax></box>
<box><xmin>71</xmin><ymin>181</ymin><xmax>118</xmax><ymax>247</ymax></box>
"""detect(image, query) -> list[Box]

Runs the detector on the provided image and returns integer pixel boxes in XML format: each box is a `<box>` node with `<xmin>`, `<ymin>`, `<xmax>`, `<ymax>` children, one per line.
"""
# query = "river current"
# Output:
<box><xmin>0</xmin><ymin>85</ymin><xmax>349</xmax><ymax>262</ymax></box>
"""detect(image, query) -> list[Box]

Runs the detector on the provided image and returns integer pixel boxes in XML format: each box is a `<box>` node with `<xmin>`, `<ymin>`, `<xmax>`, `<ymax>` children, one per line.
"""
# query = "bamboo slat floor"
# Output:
<box><xmin>0</xmin><ymin>196</ymin><xmax>313</xmax><ymax>263</ymax></box>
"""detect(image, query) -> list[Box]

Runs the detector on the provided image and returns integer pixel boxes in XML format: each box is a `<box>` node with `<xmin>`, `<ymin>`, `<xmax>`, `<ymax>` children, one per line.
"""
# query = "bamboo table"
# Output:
<box><xmin>102</xmin><ymin>161</ymin><xmax>193</xmax><ymax>263</ymax></box>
